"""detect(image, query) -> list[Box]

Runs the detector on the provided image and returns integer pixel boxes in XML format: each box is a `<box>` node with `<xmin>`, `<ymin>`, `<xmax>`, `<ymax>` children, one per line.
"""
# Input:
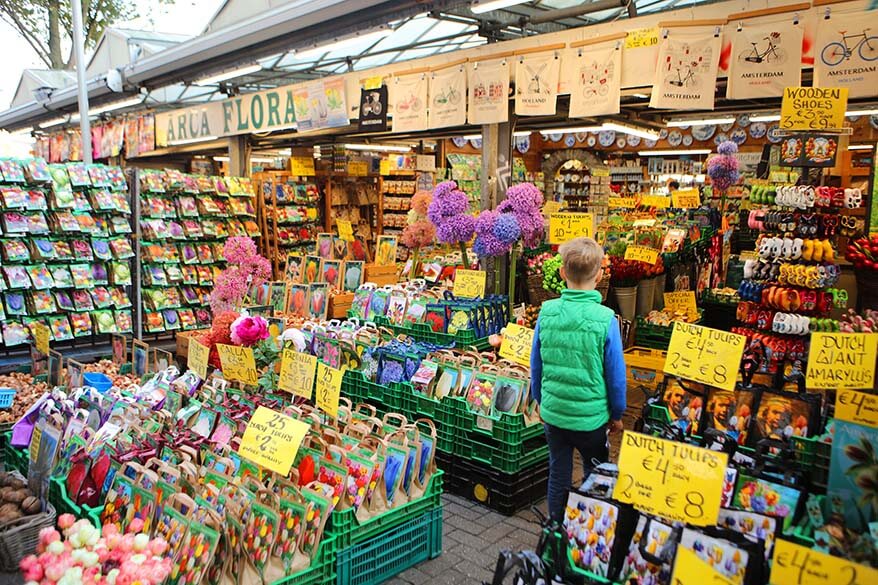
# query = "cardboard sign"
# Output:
<box><xmin>217</xmin><ymin>344</ymin><xmax>258</xmax><ymax>386</ymax></box>
<box><xmin>672</xmin><ymin>547</ymin><xmax>735</xmax><ymax>585</ymax></box>
<box><xmin>672</xmin><ymin>189</ymin><xmax>701</xmax><ymax>209</ymax></box>
<box><xmin>379</xmin><ymin>159</ymin><xmax>391</xmax><ymax>175</ymax></box>
<box><xmin>835</xmin><ymin>389</ymin><xmax>878</xmax><ymax>428</ymax></box>
<box><xmin>664</xmin><ymin>291</ymin><xmax>698</xmax><ymax>318</ymax></box>
<box><xmin>548</xmin><ymin>212</ymin><xmax>594</xmax><ymax>244</ymax></box>
<box><xmin>315</xmin><ymin>362</ymin><xmax>343</xmax><ymax>418</ymax></box>
<box><xmin>187</xmin><ymin>338</ymin><xmax>210</xmax><ymax>381</ymax></box>
<box><xmin>278</xmin><ymin>348</ymin><xmax>317</xmax><ymax>399</ymax></box>
<box><xmin>238</xmin><ymin>406</ymin><xmax>309</xmax><ymax>476</ymax></box>
<box><xmin>641</xmin><ymin>195</ymin><xmax>671</xmax><ymax>209</ymax></box>
<box><xmin>613</xmin><ymin>431</ymin><xmax>727</xmax><ymax>526</ymax></box>
<box><xmin>33</xmin><ymin>322</ymin><xmax>50</xmax><ymax>355</ymax></box>
<box><xmin>542</xmin><ymin>201</ymin><xmax>562</xmax><ymax>216</ymax></box>
<box><xmin>337</xmin><ymin>219</ymin><xmax>355</xmax><ymax>242</ymax></box>
<box><xmin>771</xmin><ymin>539</ymin><xmax>878</xmax><ymax>585</ymax></box>
<box><xmin>290</xmin><ymin>156</ymin><xmax>315</xmax><ymax>176</ymax></box>
<box><xmin>626</xmin><ymin>27</ymin><xmax>660</xmax><ymax>49</ymax></box>
<box><xmin>664</xmin><ymin>323</ymin><xmax>746</xmax><ymax>392</ymax></box>
<box><xmin>806</xmin><ymin>333</ymin><xmax>877</xmax><ymax>390</ymax></box>
<box><xmin>454</xmin><ymin>269</ymin><xmax>486</xmax><ymax>298</ymax></box>
<box><xmin>625</xmin><ymin>245</ymin><xmax>659</xmax><ymax>265</ymax></box>
<box><xmin>499</xmin><ymin>323</ymin><xmax>535</xmax><ymax>367</ymax></box>
<box><xmin>347</xmin><ymin>161</ymin><xmax>368</xmax><ymax>176</ymax></box>
<box><xmin>780</xmin><ymin>86</ymin><xmax>848</xmax><ymax>131</ymax></box>
<box><xmin>608</xmin><ymin>197</ymin><xmax>637</xmax><ymax>208</ymax></box>
<box><xmin>591</xmin><ymin>167</ymin><xmax>610</xmax><ymax>177</ymax></box>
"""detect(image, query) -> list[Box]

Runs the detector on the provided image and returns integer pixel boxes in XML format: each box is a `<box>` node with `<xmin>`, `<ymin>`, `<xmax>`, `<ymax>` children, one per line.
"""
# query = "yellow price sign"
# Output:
<box><xmin>780</xmin><ymin>86</ymin><xmax>848</xmax><ymax>131</ymax></box>
<box><xmin>548</xmin><ymin>212</ymin><xmax>594</xmax><ymax>244</ymax></box>
<box><xmin>641</xmin><ymin>195</ymin><xmax>671</xmax><ymax>208</ymax></box>
<box><xmin>614</xmin><ymin>431</ymin><xmax>727</xmax><ymax>525</ymax></box>
<box><xmin>671</xmin><ymin>547</ymin><xmax>735</xmax><ymax>585</ymax></box>
<box><xmin>664</xmin><ymin>291</ymin><xmax>698</xmax><ymax>318</ymax></box>
<box><xmin>625</xmin><ymin>27</ymin><xmax>660</xmax><ymax>49</ymax></box>
<box><xmin>806</xmin><ymin>332</ymin><xmax>877</xmax><ymax>390</ymax></box>
<box><xmin>664</xmin><ymin>323</ymin><xmax>746</xmax><ymax>391</ymax></box>
<box><xmin>608</xmin><ymin>197</ymin><xmax>637</xmax><ymax>208</ymax></box>
<box><xmin>336</xmin><ymin>219</ymin><xmax>355</xmax><ymax>242</ymax></box>
<box><xmin>290</xmin><ymin>156</ymin><xmax>315</xmax><ymax>176</ymax></box>
<box><xmin>315</xmin><ymin>362</ymin><xmax>343</xmax><ymax>418</ymax></box>
<box><xmin>379</xmin><ymin>159</ymin><xmax>391</xmax><ymax>175</ymax></box>
<box><xmin>454</xmin><ymin>269</ymin><xmax>487</xmax><ymax>299</ymax></box>
<box><xmin>217</xmin><ymin>344</ymin><xmax>258</xmax><ymax>386</ymax></box>
<box><xmin>835</xmin><ymin>389</ymin><xmax>878</xmax><ymax>428</ymax></box>
<box><xmin>187</xmin><ymin>338</ymin><xmax>210</xmax><ymax>380</ymax></box>
<box><xmin>499</xmin><ymin>323</ymin><xmax>535</xmax><ymax>367</ymax></box>
<box><xmin>347</xmin><ymin>161</ymin><xmax>368</xmax><ymax>176</ymax></box>
<box><xmin>591</xmin><ymin>167</ymin><xmax>610</xmax><ymax>177</ymax></box>
<box><xmin>29</xmin><ymin>425</ymin><xmax>42</xmax><ymax>464</ymax></box>
<box><xmin>279</xmin><ymin>348</ymin><xmax>317</xmax><ymax>399</ymax></box>
<box><xmin>771</xmin><ymin>539</ymin><xmax>878</xmax><ymax>585</ymax></box>
<box><xmin>33</xmin><ymin>322</ymin><xmax>50</xmax><ymax>355</ymax></box>
<box><xmin>238</xmin><ymin>406</ymin><xmax>310</xmax><ymax>476</ymax></box>
<box><xmin>542</xmin><ymin>201</ymin><xmax>562</xmax><ymax>216</ymax></box>
<box><xmin>625</xmin><ymin>245</ymin><xmax>659</xmax><ymax>265</ymax></box>
<box><xmin>672</xmin><ymin>189</ymin><xmax>701</xmax><ymax>209</ymax></box>
<box><xmin>364</xmin><ymin>75</ymin><xmax>383</xmax><ymax>90</ymax></box>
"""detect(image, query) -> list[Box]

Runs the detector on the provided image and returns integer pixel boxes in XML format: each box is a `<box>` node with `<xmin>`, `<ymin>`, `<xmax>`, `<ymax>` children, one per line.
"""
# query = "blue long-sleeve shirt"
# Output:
<box><xmin>529</xmin><ymin>315</ymin><xmax>627</xmax><ymax>421</ymax></box>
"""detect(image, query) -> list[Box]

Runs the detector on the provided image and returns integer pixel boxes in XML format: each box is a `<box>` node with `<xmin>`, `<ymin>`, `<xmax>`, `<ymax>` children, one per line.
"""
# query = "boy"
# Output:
<box><xmin>530</xmin><ymin>237</ymin><xmax>627</xmax><ymax>521</ymax></box>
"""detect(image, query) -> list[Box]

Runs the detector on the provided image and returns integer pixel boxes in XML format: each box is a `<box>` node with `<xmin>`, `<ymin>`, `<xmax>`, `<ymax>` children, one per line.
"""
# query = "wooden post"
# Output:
<box><xmin>228</xmin><ymin>135</ymin><xmax>251</xmax><ymax>177</ymax></box>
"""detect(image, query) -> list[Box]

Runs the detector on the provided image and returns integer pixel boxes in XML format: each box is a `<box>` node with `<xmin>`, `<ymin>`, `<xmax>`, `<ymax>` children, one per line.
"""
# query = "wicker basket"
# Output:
<box><xmin>0</xmin><ymin>485</ymin><xmax>56</xmax><ymax>571</ymax></box>
<box><xmin>526</xmin><ymin>273</ymin><xmax>559</xmax><ymax>305</ymax></box>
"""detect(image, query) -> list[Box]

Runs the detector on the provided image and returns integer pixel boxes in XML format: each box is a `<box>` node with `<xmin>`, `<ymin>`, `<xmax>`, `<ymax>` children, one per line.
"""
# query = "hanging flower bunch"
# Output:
<box><xmin>427</xmin><ymin>180</ymin><xmax>475</xmax><ymax>265</ymax></box>
<box><xmin>707</xmin><ymin>141</ymin><xmax>741</xmax><ymax>193</ymax></box>
<box><xmin>497</xmin><ymin>183</ymin><xmax>544</xmax><ymax>248</ymax></box>
<box><xmin>401</xmin><ymin>191</ymin><xmax>436</xmax><ymax>278</ymax></box>
<box><xmin>209</xmin><ymin>236</ymin><xmax>273</xmax><ymax>314</ymax></box>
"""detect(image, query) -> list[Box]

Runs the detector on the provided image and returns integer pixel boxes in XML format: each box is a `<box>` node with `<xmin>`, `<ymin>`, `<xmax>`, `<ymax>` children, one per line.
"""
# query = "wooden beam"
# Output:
<box><xmin>726</xmin><ymin>3</ymin><xmax>811</xmax><ymax>21</ymax></box>
<box><xmin>430</xmin><ymin>58</ymin><xmax>468</xmax><ymax>72</ymax></box>
<box><xmin>513</xmin><ymin>43</ymin><xmax>567</xmax><ymax>56</ymax></box>
<box><xmin>812</xmin><ymin>0</ymin><xmax>859</xmax><ymax>6</ymax></box>
<box><xmin>570</xmin><ymin>32</ymin><xmax>628</xmax><ymax>49</ymax></box>
<box><xmin>658</xmin><ymin>18</ymin><xmax>728</xmax><ymax>28</ymax></box>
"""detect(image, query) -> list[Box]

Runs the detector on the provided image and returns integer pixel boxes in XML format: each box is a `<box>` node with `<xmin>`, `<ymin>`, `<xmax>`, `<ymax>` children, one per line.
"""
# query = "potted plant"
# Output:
<box><xmin>610</xmin><ymin>256</ymin><xmax>649</xmax><ymax>321</ymax></box>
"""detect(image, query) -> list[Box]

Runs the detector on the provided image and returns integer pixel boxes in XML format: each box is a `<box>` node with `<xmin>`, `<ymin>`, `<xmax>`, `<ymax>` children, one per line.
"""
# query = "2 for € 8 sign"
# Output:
<box><xmin>664</xmin><ymin>323</ymin><xmax>746</xmax><ymax>392</ymax></box>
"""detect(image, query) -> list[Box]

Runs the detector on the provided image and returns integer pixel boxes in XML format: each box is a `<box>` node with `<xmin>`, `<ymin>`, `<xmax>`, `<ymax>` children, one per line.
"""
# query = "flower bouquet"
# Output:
<box><xmin>400</xmin><ymin>191</ymin><xmax>436</xmax><ymax>278</ymax></box>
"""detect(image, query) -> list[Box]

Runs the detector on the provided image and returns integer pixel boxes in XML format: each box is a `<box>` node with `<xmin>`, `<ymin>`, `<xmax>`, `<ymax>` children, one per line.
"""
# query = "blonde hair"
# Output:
<box><xmin>559</xmin><ymin>237</ymin><xmax>604</xmax><ymax>286</ymax></box>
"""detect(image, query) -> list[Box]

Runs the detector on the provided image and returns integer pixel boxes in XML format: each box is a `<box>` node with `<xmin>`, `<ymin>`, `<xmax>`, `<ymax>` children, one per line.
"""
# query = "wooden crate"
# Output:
<box><xmin>329</xmin><ymin>292</ymin><xmax>354</xmax><ymax>319</ymax></box>
<box><xmin>175</xmin><ymin>329</ymin><xmax>208</xmax><ymax>359</ymax></box>
<box><xmin>364</xmin><ymin>263</ymin><xmax>398</xmax><ymax>286</ymax></box>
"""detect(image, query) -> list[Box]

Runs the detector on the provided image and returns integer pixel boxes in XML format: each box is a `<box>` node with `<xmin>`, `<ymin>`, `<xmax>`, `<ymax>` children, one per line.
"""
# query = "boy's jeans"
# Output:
<box><xmin>544</xmin><ymin>423</ymin><xmax>609</xmax><ymax>522</ymax></box>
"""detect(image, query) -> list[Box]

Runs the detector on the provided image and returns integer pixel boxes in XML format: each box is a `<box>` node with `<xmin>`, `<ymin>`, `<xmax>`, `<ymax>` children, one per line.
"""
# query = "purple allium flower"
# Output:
<box><xmin>436</xmin><ymin>213</ymin><xmax>475</xmax><ymax>244</ymax></box>
<box><xmin>717</xmin><ymin>140</ymin><xmax>738</xmax><ymax>156</ymax></box>
<box><xmin>493</xmin><ymin>212</ymin><xmax>521</xmax><ymax>244</ymax></box>
<box><xmin>473</xmin><ymin>231</ymin><xmax>511</xmax><ymax>257</ymax></box>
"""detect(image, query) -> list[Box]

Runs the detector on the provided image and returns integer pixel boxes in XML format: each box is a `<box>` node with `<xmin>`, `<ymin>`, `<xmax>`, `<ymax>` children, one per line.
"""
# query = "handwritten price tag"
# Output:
<box><xmin>337</xmin><ymin>219</ymin><xmax>354</xmax><ymax>242</ymax></box>
<box><xmin>549</xmin><ymin>212</ymin><xmax>594</xmax><ymax>244</ymax></box>
<box><xmin>672</xmin><ymin>547</ymin><xmax>735</xmax><ymax>585</ymax></box>
<box><xmin>641</xmin><ymin>195</ymin><xmax>671</xmax><ymax>209</ymax></box>
<box><xmin>771</xmin><ymin>539</ymin><xmax>878</xmax><ymax>585</ymax></box>
<box><xmin>279</xmin><ymin>348</ymin><xmax>317</xmax><ymax>399</ymax></box>
<box><xmin>608</xmin><ymin>197</ymin><xmax>637</xmax><ymax>208</ymax></box>
<box><xmin>806</xmin><ymin>332</ymin><xmax>877</xmax><ymax>390</ymax></box>
<box><xmin>315</xmin><ymin>362</ymin><xmax>343</xmax><ymax>418</ymax></box>
<box><xmin>835</xmin><ymin>389</ymin><xmax>878</xmax><ymax>428</ymax></box>
<box><xmin>499</xmin><ymin>323</ymin><xmax>535</xmax><ymax>367</ymax></box>
<box><xmin>187</xmin><ymin>338</ymin><xmax>210</xmax><ymax>380</ymax></box>
<box><xmin>290</xmin><ymin>156</ymin><xmax>315</xmax><ymax>176</ymax></box>
<box><xmin>33</xmin><ymin>322</ymin><xmax>50</xmax><ymax>355</ymax></box>
<box><xmin>217</xmin><ymin>344</ymin><xmax>258</xmax><ymax>386</ymax></box>
<box><xmin>780</xmin><ymin>86</ymin><xmax>848</xmax><ymax>131</ymax></box>
<box><xmin>542</xmin><ymin>201</ymin><xmax>562</xmax><ymax>216</ymax></box>
<box><xmin>347</xmin><ymin>161</ymin><xmax>368</xmax><ymax>176</ymax></box>
<box><xmin>625</xmin><ymin>245</ymin><xmax>660</xmax><ymax>265</ymax></box>
<box><xmin>625</xmin><ymin>27</ymin><xmax>660</xmax><ymax>49</ymax></box>
<box><xmin>591</xmin><ymin>167</ymin><xmax>610</xmax><ymax>177</ymax></box>
<box><xmin>664</xmin><ymin>291</ymin><xmax>698</xmax><ymax>318</ymax></box>
<box><xmin>238</xmin><ymin>406</ymin><xmax>309</xmax><ymax>476</ymax></box>
<box><xmin>664</xmin><ymin>323</ymin><xmax>746</xmax><ymax>392</ymax></box>
<box><xmin>454</xmin><ymin>269</ymin><xmax>486</xmax><ymax>299</ymax></box>
<box><xmin>672</xmin><ymin>189</ymin><xmax>701</xmax><ymax>209</ymax></box>
<box><xmin>613</xmin><ymin>431</ymin><xmax>727</xmax><ymax>526</ymax></box>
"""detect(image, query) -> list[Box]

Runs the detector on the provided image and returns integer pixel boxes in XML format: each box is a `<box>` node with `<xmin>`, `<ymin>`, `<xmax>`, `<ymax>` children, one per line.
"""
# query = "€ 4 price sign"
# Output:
<box><xmin>278</xmin><ymin>348</ymin><xmax>318</xmax><ymax>399</ymax></box>
<box><xmin>238</xmin><ymin>406</ymin><xmax>310</xmax><ymax>476</ymax></box>
<box><xmin>217</xmin><ymin>344</ymin><xmax>258</xmax><ymax>386</ymax></box>
<box><xmin>613</xmin><ymin>431</ymin><xmax>727</xmax><ymax>526</ymax></box>
<box><xmin>549</xmin><ymin>213</ymin><xmax>594</xmax><ymax>244</ymax></box>
<box><xmin>664</xmin><ymin>323</ymin><xmax>746</xmax><ymax>392</ymax></box>
<box><xmin>770</xmin><ymin>539</ymin><xmax>878</xmax><ymax>585</ymax></box>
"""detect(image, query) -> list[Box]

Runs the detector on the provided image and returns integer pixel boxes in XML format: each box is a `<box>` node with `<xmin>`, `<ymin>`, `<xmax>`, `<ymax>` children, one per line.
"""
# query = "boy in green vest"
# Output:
<box><xmin>530</xmin><ymin>237</ymin><xmax>627</xmax><ymax>521</ymax></box>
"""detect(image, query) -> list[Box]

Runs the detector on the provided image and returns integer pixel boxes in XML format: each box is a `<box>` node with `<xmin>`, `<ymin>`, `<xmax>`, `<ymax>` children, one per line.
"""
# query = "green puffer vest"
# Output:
<box><xmin>538</xmin><ymin>289</ymin><xmax>614</xmax><ymax>432</ymax></box>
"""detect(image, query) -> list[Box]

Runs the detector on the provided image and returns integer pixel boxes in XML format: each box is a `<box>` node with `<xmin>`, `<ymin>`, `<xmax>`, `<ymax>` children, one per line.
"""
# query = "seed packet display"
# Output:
<box><xmin>343</xmin><ymin>260</ymin><xmax>364</xmax><ymax>292</ymax></box>
<box><xmin>732</xmin><ymin>474</ymin><xmax>801</xmax><ymax>530</ymax></box>
<box><xmin>658</xmin><ymin>378</ymin><xmax>704</xmax><ymax>436</ymax></box>
<box><xmin>678</xmin><ymin>527</ymin><xmax>762</xmax><ymax>585</ymax></box>
<box><xmin>170</xmin><ymin>508</ymin><xmax>221</xmax><ymax>585</ymax></box>
<box><xmin>316</xmin><ymin>457</ymin><xmax>347</xmax><ymax>511</ymax></box>
<box><xmin>466</xmin><ymin>371</ymin><xmax>497</xmax><ymax>416</ymax></box>
<box><xmin>385</xmin><ymin>290</ymin><xmax>409</xmax><ymax>325</ymax></box>
<box><xmin>302</xmin><ymin>255</ymin><xmax>321</xmax><ymax>284</ymax></box>
<box><xmin>307</xmin><ymin>283</ymin><xmax>329</xmax><ymax>320</ymax></box>
<box><xmin>620</xmin><ymin>515</ymin><xmax>675</xmax><ymax>585</ymax></box>
<box><xmin>350</xmin><ymin>285</ymin><xmax>374</xmax><ymax>320</ymax></box>
<box><xmin>299</xmin><ymin>486</ymin><xmax>331</xmax><ymax>558</ymax></box>
<box><xmin>424</xmin><ymin>303</ymin><xmax>447</xmax><ymax>333</ymax></box>
<box><xmin>563</xmin><ymin>491</ymin><xmax>635</xmax><ymax>579</ymax></box>
<box><xmin>716</xmin><ymin>508</ymin><xmax>778</xmax><ymax>560</ymax></box>
<box><xmin>368</xmin><ymin>287</ymin><xmax>391</xmax><ymax>319</ymax></box>
<box><xmin>747</xmin><ymin>388</ymin><xmax>819</xmax><ymax>446</ymax></box>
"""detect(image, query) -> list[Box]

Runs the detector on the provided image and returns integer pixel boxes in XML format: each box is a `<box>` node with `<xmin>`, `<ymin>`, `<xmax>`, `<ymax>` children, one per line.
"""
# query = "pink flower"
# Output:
<box><xmin>222</xmin><ymin>236</ymin><xmax>258</xmax><ymax>264</ymax></box>
<box><xmin>57</xmin><ymin>514</ymin><xmax>75</xmax><ymax>530</ymax></box>
<box><xmin>401</xmin><ymin>219</ymin><xmax>436</xmax><ymax>249</ymax></box>
<box><xmin>230</xmin><ymin>315</ymin><xmax>270</xmax><ymax>346</ymax></box>
<box><xmin>411</xmin><ymin>191</ymin><xmax>432</xmax><ymax>216</ymax></box>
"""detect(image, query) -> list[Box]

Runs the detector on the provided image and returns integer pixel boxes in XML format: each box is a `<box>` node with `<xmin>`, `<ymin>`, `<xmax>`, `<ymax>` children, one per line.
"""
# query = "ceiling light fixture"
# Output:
<box><xmin>471</xmin><ymin>0</ymin><xmax>529</xmax><ymax>15</ymax></box>
<box><xmin>846</xmin><ymin>108</ymin><xmax>878</xmax><ymax>116</ymax></box>
<box><xmin>638</xmin><ymin>149</ymin><xmax>712</xmax><ymax>156</ymax></box>
<box><xmin>539</xmin><ymin>126</ymin><xmax>604</xmax><ymax>134</ymax></box>
<box><xmin>602</xmin><ymin>122</ymin><xmax>660</xmax><ymax>141</ymax></box>
<box><xmin>513</xmin><ymin>131</ymin><xmax>531</xmax><ymax>137</ymax></box>
<box><xmin>849</xmin><ymin>144</ymin><xmax>875</xmax><ymax>150</ymax></box>
<box><xmin>167</xmin><ymin>135</ymin><xmax>219</xmax><ymax>146</ymax></box>
<box><xmin>194</xmin><ymin>64</ymin><xmax>263</xmax><ymax>86</ymax></box>
<box><xmin>90</xmin><ymin>96</ymin><xmax>145</xmax><ymax>116</ymax></box>
<box><xmin>462</xmin><ymin>134</ymin><xmax>482</xmax><ymax>140</ymax></box>
<box><xmin>344</xmin><ymin>143</ymin><xmax>410</xmax><ymax>153</ymax></box>
<box><xmin>666</xmin><ymin>116</ymin><xmax>735</xmax><ymax>127</ymax></box>
<box><xmin>632</xmin><ymin>93</ymin><xmax>649</xmax><ymax>99</ymax></box>
<box><xmin>38</xmin><ymin>116</ymin><xmax>69</xmax><ymax>129</ymax></box>
<box><xmin>749</xmin><ymin>114</ymin><xmax>781</xmax><ymax>122</ymax></box>
<box><xmin>296</xmin><ymin>29</ymin><xmax>392</xmax><ymax>61</ymax></box>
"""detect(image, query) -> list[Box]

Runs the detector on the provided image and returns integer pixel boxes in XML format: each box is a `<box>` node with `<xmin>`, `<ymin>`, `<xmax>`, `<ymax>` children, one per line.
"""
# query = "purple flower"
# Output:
<box><xmin>717</xmin><ymin>140</ymin><xmax>738</xmax><ymax>156</ymax></box>
<box><xmin>428</xmin><ymin>181</ymin><xmax>470</xmax><ymax>224</ymax></box>
<box><xmin>436</xmin><ymin>213</ymin><xmax>475</xmax><ymax>244</ymax></box>
<box><xmin>493</xmin><ymin>212</ymin><xmax>521</xmax><ymax>244</ymax></box>
<box><xmin>505</xmin><ymin>183</ymin><xmax>543</xmax><ymax>214</ymax></box>
<box><xmin>474</xmin><ymin>231</ymin><xmax>511</xmax><ymax>256</ymax></box>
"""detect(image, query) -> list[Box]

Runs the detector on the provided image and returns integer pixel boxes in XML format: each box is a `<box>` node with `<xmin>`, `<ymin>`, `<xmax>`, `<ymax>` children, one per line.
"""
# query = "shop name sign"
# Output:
<box><xmin>780</xmin><ymin>87</ymin><xmax>848</xmax><ymax>131</ymax></box>
<box><xmin>805</xmin><ymin>332</ymin><xmax>877</xmax><ymax>390</ymax></box>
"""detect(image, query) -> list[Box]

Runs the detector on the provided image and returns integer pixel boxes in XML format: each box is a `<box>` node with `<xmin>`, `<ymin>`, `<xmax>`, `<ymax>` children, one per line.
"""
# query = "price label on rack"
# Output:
<box><xmin>672</xmin><ymin>189</ymin><xmax>701</xmax><ymax>209</ymax></box>
<box><xmin>835</xmin><ymin>389</ymin><xmax>878</xmax><ymax>428</ymax></box>
<box><xmin>664</xmin><ymin>291</ymin><xmax>698</xmax><ymax>318</ymax></box>
<box><xmin>238</xmin><ymin>406</ymin><xmax>309</xmax><ymax>476</ymax></box>
<box><xmin>336</xmin><ymin>219</ymin><xmax>355</xmax><ymax>242</ymax></box>
<box><xmin>499</xmin><ymin>323</ymin><xmax>535</xmax><ymax>367</ymax></box>
<box><xmin>780</xmin><ymin>86</ymin><xmax>848</xmax><ymax>131</ymax></box>
<box><xmin>805</xmin><ymin>332</ymin><xmax>877</xmax><ymax>390</ymax></box>
<box><xmin>290</xmin><ymin>156</ymin><xmax>315</xmax><ymax>176</ymax></box>
<box><xmin>187</xmin><ymin>338</ymin><xmax>210</xmax><ymax>381</ymax></box>
<box><xmin>278</xmin><ymin>348</ymin><xmax>317</xmax><ymax>399</ymax></box>
<box><xmin>641</xmin><ymin>195</ymin><xmax>671</xmax><ymax>209</ymax></box>
<box><xmin>379</xmin><ymin>159</ymin><xmax>391</xmax><ymax>175</ymax></box>
<box><xmin>454</xmin><ymin>269</ymin><xmax>486</xmax><ymax>298</ymax></box>
<box><xmin>625</xmin><ymin>27</ymin><xmax>660</xmax><ymax>49</ymax></box>
<box><xmin>625</xmin><ymin>245</ymin><xmax>659</xmax><ymax>265</ymax></box>
<box><xmin>771</xmin><ymin>539</ymin><xmax>878</xmax><ymax>585</ymax></box>
<box><xmin>315</xmin><ymin>362</ymin><xmax>343</xmax><ymax>418</ymax></box>
<box><xmin>548</xmin><ymin>212</ymin><xmax>594</xmax><ymax>244</ymax></box>
<box><xmin>608</xmin><ymin>197</ymin><xmax>637</xmax><ymax>208</ymax></box>
<box><xmin>33</xmin><ymin>322</ymin><xmax>50</xmax><ymax>355</ymax></box>
<box><xmin>347</xmin><ymin>161</ymin><xmax>368</xmax><ymax>176</ymax></box>
<box><xmin>217</xmin><ymin>344</ymin><xmax>258</xmax><ymax>386</ymax></box>
<box><xmin>613</xmin><ymin>431</ymin><xmax>727</xmax><ymax>526</ymax></box>
<box><xmin>664</xmin><ymin>323</ymin><xmax>746</xmax><ymax>392</ymax></box>
<box><xmin>542</xmin><ymin>201</ymin><xmax>562</xmax><ymax>216</ymax></box>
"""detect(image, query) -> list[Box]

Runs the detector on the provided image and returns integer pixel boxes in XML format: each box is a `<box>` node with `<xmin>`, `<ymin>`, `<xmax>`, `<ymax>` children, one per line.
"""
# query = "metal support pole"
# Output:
<box><xmin>71</xmin><ymin>0</ymin><xmax>92</xmax><ymax>163</ymax></box>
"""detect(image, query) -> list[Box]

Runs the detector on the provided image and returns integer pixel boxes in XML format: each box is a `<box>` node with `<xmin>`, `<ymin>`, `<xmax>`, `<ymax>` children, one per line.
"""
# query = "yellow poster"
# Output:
<box><xmin>217</xmin><ymin>344</ymin><xmax>258</xmax><ymax>386</ymax></box>
<box><xmin>347</xmin><ymin>161</ymin><xmax>368</xmax><ymax>176</ymax></box>
<box><xmin>187</xmin><ymin>338</ymin><xmax>210</xmax><ymax>381</ymax></box>
<box><xmin>290</xmin><ymin>156</ymin><xmax>315</xmax><ymax>176</ymax></box>
<box><xmin>548</xmin><ymin>213</ymin><xmax>594</xmax><ymax>244</ymax></box>
<box><xmin>641</xmin><ymin>195</ymin><xmax>671</xmax><ymax>209</ymax></box>
<box><xmin>542</xmin><ymin>201</ymin><xmax>562</xmax><ymax>216</ymax></box>
<box><xmin>663</xmin><ymin>291</ymin><xmax>698</xmax><ymax>318</ymax></box>
<box><xmin>625</xmin><ymin>27</ymin><xmax>660</xmax><ymax>50</ymax></box>
<box><xmin>771</xmin><ymin>539</ymin><xmax>878</xmax><ymax>585</ymax></box>
<box><xmin>608</xmin><ymin>197</ymin><xmax>637</xmax><ymax>208</ymax></box>
<box><xmin>780</xmin><ymin>86</ymin><xmax>848</xmax><ymax>131</ymax></box>
<box><xmin>613</xmin><ymin>431</ymin><xmax>727</xmax><ymax>526</ymax></box>
<box><xmin>624</xmin><ymin>245</ymin><xmax>659</xmax><ymax>265</ymax></box>
<box><xmin>671</xmin><ymin>547</ymin><xmax>735</xmax><ymax>585</ymax></box>
<box><xmin>315</xmin><ymin>362</ymin><xmax>343</xmax><ymax>418</ymax></box>
<box><xmin>499</xmin><ymin>324</ymin><xmax>535</xmax><ymax>367</ymax></box>
<box><xmin>672</xmin><ymin>189</ymin><xmax>701</xmax><ymax>209</ymax></box>
<box><xmin>664</xmin><ymin>323</ymin><xmax>746</xmax><ymax>392</ymax></box>
<box><xmin>238</xmin><ymin>406</ymin><xmax>310</xmax><ymax>476</ymax></box>
<box><xmin>33</xmin><ymin>322</ymin><xmax>50</xmax><ymax>355</ymax></box>
<box><xmin>454</xmin><ymin>269</ymin><xmax>487</xmax><ymax>299</ymax></box>
<box><xmin>278</xmin><ymin>348</ymin><xmax>317</xmax><ymax>399</ymax></box>
<box><xmin>336</xmin><ymin>219</ymin><xmax>355</xmax><ymax>242</ymax></box>
<box><xmin>806</xmin><ymin>332</ymin><xmax>877</xmax><ymax>390</ymax></box>
<box><xmin>379</xmin><ymin>159</ymin><xmax>391</xmax><ymax>175</ymax></box>
<box><xmin>835</xmin><ymin>389</ymin><xmax>878</xmax><ymax>428</ymax></box>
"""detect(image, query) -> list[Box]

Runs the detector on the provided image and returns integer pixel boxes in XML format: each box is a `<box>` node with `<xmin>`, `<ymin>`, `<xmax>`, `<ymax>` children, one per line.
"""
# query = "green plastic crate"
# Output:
<box><xmin>326</xmin><ymin>470</ymin><xmax>443</xmax><ymax>551</ymax></box>
<box><xmin>442</xmin><ymin>396</ymin><xmax>543</xmax><ymax>445</ymax></box>
<box><xmin>47</xmin><ymin>477</ymin><xmax>102</xmax><ymax>528</ymax></box>
<box><xmin>454</xmin><ymin>434</ymin><xmax>549</xmax><ymax>473</ymax></box>
<box><xmin>271</xmin><ymin>534</ymin><xmax>337</xmax><ymax>585</ymax></box>
<box><xmin>336</xmin><ymin>507</ymin><xmax>442</xmax><ymax>585</ymax></box>
<box><xmin>365</xmin><ymin>315</ymin><xmax>492</xmax><ymax>351</ymax></box>
<box><xmin>3</xmin><ymin>434</ymin><xmax>27</xmax><ymax>476</ymax></box>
